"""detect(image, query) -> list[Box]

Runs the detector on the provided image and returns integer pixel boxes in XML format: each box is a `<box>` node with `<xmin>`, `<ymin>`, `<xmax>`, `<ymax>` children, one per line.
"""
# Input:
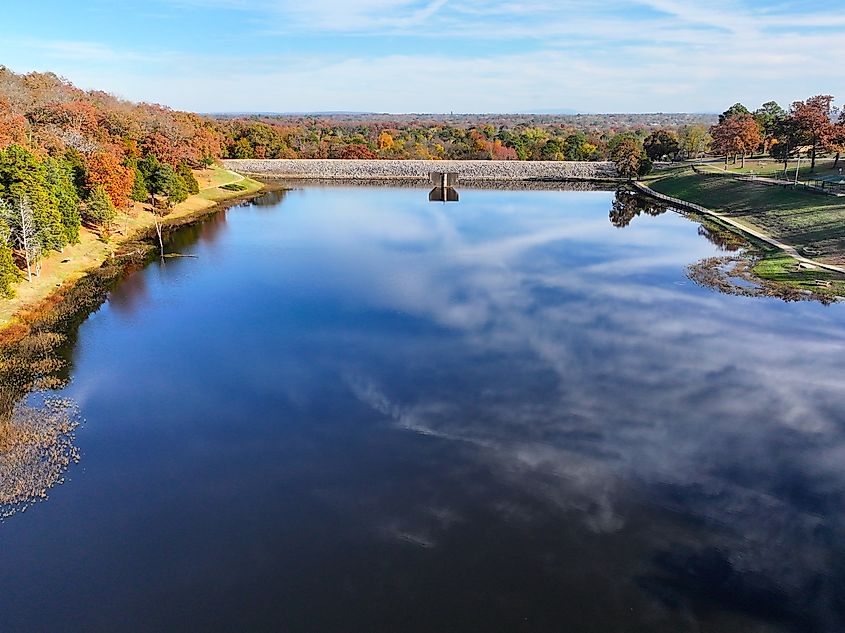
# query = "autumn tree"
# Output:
<box><xmin>230</xmin><ymin>138</ymin><xmax>253</xmax><ymax>159</ymax></box>
<box><xmin>377</xmin><ymin>131</ymin><xmax>395</xmax><ymax>152</ymax></box>
<box><xmin>643</xmin><ymin>129</ymin><xmax>680</xmax><ymax>161</ymax></box>
<box><xmin>0</xmin><ymin>98</ymin><xmax>27</xmax><ymax>148</ymax></box>
<box><xmin>30</xmin><ymin>100</ymin><xmax>99</xmax><ymax>135</ymax></box>
<box><xmin>490</xmin><ymin>140</ymin><xmax>518</xmax><ymax>161</ymax></box>
<box><xmin>679</xmin><ymin>125</ymin><xmax>711</xmax><ymax>159</ymax></box>
<box><xmin>789</xmin><ymin>95</ymin><xmax>837</xmax><ymax>170</ymax></box>
<box><xmin>709</xmin><ymin>113</ymin><xmax>762</xmax><ymax>168</ymax></box>
<box><xmin>337</xmin><ymin>144</ymin><xmax>378</xmax><ymax>159</ymax></box>
<box><xmin>85</xmin><ymin>151</ymin><xmax>134</xmax><ymax>208</ymax></box>
<box><xmin>611</xmin><ymin>137</ymin><xmax>648</xmax><ymax>180</ymax></box>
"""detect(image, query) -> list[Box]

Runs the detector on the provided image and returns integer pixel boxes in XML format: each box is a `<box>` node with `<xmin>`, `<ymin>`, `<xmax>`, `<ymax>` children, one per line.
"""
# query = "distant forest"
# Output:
<box><xmin>214</xmin><ymin>112</ymin><xmax>718</xmax><ymax>162</ymax></box>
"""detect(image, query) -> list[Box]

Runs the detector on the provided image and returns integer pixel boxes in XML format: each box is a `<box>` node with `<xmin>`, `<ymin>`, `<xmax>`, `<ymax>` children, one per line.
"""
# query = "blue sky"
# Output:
<box><xmin>1</xmin><ymin>0</ymin><xmax>843</xmax><ymax>113</ymax></box>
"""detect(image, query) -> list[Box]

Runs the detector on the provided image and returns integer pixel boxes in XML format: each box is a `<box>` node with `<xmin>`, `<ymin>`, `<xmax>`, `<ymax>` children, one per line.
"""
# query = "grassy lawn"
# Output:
<box><xmin>195</xmin><ymin>167</ymin><xmax>245</xmax><ymax>189</ymax></box>
<box><xmin>0</xmin><ymin>166</ymin><xmax>263</xmax><ymax>329</ymax></box>
<box><xmin>751</xmin><ymin>250</ymin><xmax>845</xmax><ymax>300</ymax></box>
<box><xmin>696</xmin><ymin>157</ymin><xmax>843</xmax><ymax>181</ymax></box>
<box><xmin>649</xmin><ymin>168</ymin><xmax>845</xmax><ymax>263</ymax></box>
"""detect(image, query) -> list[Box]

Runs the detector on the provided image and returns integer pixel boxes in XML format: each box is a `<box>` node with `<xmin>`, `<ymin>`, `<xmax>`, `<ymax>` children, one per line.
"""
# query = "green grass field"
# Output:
<box><xmin>696</xmin><ymin>156</ymin><xmax>844</xmax><ymax>182</ymax></box>
<box><xmin>649</xmin><ymin>168</ymin><xmax>845</xmax><ymax>263</ymax></box>
<box><xmin>751</xmin><ymin>250</ymin><xmax>845</xmax><ymax>299</ymax></box>
<box><xmin>647</xmin><ymin>166</ymin><xmax>845</xmax><ymax>298</ymax></box>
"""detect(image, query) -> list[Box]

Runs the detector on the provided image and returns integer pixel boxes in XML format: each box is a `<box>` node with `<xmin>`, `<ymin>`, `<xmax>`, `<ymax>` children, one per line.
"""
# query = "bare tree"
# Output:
<box><xmin>153</xmin><ymin>210</ymin><xmax>165</xmax><ymax>259</ymax></box>
<box><xmin>0</xmin><ymin>196</ymin><xmax>43</xmax><ymax>282</ymax></box>
<box><xmin>148</xmin><ymin>193</ymin><xmax>166</xmax><ymax>259</ymax></box>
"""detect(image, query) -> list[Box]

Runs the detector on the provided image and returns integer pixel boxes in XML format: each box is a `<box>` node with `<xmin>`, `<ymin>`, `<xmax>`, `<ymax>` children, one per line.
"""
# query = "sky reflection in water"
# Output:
<box><xmin>1</xmin><ymin>185</ymin><xmax>844</xmax><ymax>632</ymax></box>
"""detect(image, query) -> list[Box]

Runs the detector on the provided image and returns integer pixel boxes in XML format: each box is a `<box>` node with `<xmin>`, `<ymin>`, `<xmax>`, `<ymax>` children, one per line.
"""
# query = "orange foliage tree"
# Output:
<box><xmin>709</xmin><ymin>113</ymin><xmax>762</xmax><ymax>168</ymax></box>
<box><xmin>789</xmin><ymin>95</ymin><xmax>837</xmax><ymax>170</ymax></box>
<box><xmin>0</xmin><ymin>98</ymin><xmax>27</xmax><ymax>148</ymax></box>
<box><xmin>377</xmin><ymin>131</ymin><xmax>395</xmax><ymax>151</ymax></box>
<box><xmin>338</xmin><ymin>144</ymin><xmax>378</xmax><ymax>159</ymax></box>
<box><xmin>86</xmin><ymin>151</ymin><xmax>134</xmax><ymax>208</ymax></box>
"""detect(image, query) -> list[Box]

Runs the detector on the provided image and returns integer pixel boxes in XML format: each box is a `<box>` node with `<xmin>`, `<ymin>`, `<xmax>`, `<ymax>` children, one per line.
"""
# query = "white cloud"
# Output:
<box><xmin>2</xmin><ymin>0</ymin><xmax>843</xmax><ymax>112</ymax></box>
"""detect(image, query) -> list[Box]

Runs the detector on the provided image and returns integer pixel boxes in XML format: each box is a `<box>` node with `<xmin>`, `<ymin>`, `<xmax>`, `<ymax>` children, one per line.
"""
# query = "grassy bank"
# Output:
<box><xmin>645</xmin><ymin>167</ymin><xmax>845</xmax><ymax>299</ymax></box>
<box><xmin>647</xmin><ymin>168</ymin><xmax>845</xmax><ymax>263</ymax></box>
<box><xmin>0</xmin><ymin>167</ymin><xmax>263</xmax><ymax>330</ymax></box>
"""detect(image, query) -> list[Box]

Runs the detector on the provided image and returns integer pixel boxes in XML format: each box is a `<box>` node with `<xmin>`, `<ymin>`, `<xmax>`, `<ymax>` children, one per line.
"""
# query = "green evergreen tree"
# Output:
<box><xmin>44</xmin><ymin>157</ymin><xmax>81</xmax><ymax>244</ymax></box>
<box><xmin>63</xmin><ymin>147</ymin><xmax>88</xmax><ymax>197</ymax></box>
<box><xmin>137</xmin><ymin>154</ymin><xmax>162</xmax><ymax>183</ymax></box>
<box><xmin>129</xmin><ymin>162</ymin><xmax>150</xmax><ymax>202</ymax></box>
<box><xmin>177</xmin><ymin>163</ymin><xmax>200</xmax><ymax>195</ymax></box>
<box><xmin>84</xmin><ymin>186</ymin><xmax>116</xmax><ymax>231</ymax></box>
<box><xmin>0</xmin><ymin>218</ymin><xmax>22</xmax><ymax>298</ymax></box>
<box><xmin>0</xmin><ymin>145</ymin><xmax>66</xmax><ymax>251</ymax></box>
<box><xmin>149</xmin><ymin>164</ymin><xmax>188</xmax><ymax>206</ymax></box>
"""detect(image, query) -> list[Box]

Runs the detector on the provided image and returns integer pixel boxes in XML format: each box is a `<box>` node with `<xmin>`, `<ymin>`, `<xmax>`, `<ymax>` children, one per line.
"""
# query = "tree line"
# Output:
<box><xmin>709</xmin><ymin>97</ymin><xmax>845</xmax><ymax>171</ymax></box>
<box><xmin>215</xmin><ymin>115</ymin><xmax>715</xmax><ymax>166</ymax></box>
<box><xmin>0</xmin><ymin>67</ymin><xmax>210</xmax><ymax>297</ymax></box>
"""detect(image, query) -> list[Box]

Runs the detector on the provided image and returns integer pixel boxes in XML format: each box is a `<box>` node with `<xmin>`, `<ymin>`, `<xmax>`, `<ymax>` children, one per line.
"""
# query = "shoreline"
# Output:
<box><xmin>632</xmin><ymin>181</ymin><xmax>845</xmax><ymax>275</ymax></box>
<box><xmin>0</xmin><ymin>175</ymin><xmax>273</xmax><ymax>449</ymax></box>
<box><xmin>0</xmin><ymin>169</ymin><xmax>268</xmax><ymax>340</ymax></box>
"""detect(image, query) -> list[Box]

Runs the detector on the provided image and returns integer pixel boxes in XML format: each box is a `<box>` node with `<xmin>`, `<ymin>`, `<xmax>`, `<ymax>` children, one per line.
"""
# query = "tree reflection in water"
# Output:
<box><xmin>609</xmin><ymin>188</ymin><xmax>668</xmax><ymax>228</ymax></box>
<box><xmin>610</xmin><ymin>188</ymin><xmax>747</xmax><ymax>253</ymax></box>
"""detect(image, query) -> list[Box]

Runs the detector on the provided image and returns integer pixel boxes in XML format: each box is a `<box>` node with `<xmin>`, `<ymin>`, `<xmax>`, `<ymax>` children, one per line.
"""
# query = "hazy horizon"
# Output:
<box><xmin>202</xmin><ymin>110</ymin><xmax>719</xmax><ymax>116</ymax></box>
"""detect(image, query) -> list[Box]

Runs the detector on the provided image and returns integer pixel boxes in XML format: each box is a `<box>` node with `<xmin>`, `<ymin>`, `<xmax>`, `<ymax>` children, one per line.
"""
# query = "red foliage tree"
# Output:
<box><xmin>337</xmin><ymin>144</ymin><xmax>378</xmax><ymax>159</ymax></box>
<box><xmin>0</xmin><ymin>98</ymin><xmax>27</xmax><ymax>148</ymax></box>
<box><xmin>490</xmin><ymin>140</ymin><xmax>518</xmax><ymax>160</ymax></box>
<box><xmin>189</xmin><ymin>126</ymin><xmax>223</xmax><ymax>163</ymax></box>
<box><xmin>709</xmin><ymin>113</ymin><xmax>762</xmax><ymax>168</ymax></box>
<box><xmin>35</xmin><ymin>100</ymin><xmax>100</xmax><ymax>134</ymax></box>
<box><xmin>86</xmin><ymin>150</ymin><xmax>134</xmax><ymax>208</ymax></box>
<box><xmin>789</xmin><ymin>95</ymin><xmax>836</xmax><ymax>170</ymax></box>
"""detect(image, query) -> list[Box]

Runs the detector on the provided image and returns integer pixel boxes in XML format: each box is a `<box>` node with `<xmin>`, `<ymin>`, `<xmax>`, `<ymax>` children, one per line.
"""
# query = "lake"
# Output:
<box><xmin>2</xmin><ymin>184</ymin><xmax>845</xmax><ymax>632</ymax></box>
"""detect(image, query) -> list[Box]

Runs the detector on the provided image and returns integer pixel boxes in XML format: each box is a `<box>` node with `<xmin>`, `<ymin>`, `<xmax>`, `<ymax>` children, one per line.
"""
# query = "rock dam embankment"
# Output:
<box><xmin>222</xmin><ymin>159</ymin><xmax>618</xmax><ymax>181</ymax></box>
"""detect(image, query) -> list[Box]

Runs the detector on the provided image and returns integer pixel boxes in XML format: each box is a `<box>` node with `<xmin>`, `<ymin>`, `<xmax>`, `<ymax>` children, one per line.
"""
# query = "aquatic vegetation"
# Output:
<box><xmin>0</xmin><ymin>396</ymin><xmax>80</xmax><ymax>519</ymax></box>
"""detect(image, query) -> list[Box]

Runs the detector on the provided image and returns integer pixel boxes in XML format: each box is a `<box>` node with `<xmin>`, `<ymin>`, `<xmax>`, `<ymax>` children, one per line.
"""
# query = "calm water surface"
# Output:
<box><xmin>2</xmin><ymin>185</ymin><xmax>845</xmax><ymax>632</ymax></box>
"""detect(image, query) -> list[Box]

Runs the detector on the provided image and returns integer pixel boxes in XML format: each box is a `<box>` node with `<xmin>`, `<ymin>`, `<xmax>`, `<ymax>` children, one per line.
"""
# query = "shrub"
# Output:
<box><xmin>177</xmin><ymin>163</ymin><xmax>200</xmax><ymax>195</ymax></box>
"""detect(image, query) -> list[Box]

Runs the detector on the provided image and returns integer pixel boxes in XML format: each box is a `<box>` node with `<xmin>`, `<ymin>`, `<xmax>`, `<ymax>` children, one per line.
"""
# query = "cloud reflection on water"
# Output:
<box><xmin>287</xmin><ymin>186</ymin><xmax>845</xmax><ymax>628</ymax></box>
